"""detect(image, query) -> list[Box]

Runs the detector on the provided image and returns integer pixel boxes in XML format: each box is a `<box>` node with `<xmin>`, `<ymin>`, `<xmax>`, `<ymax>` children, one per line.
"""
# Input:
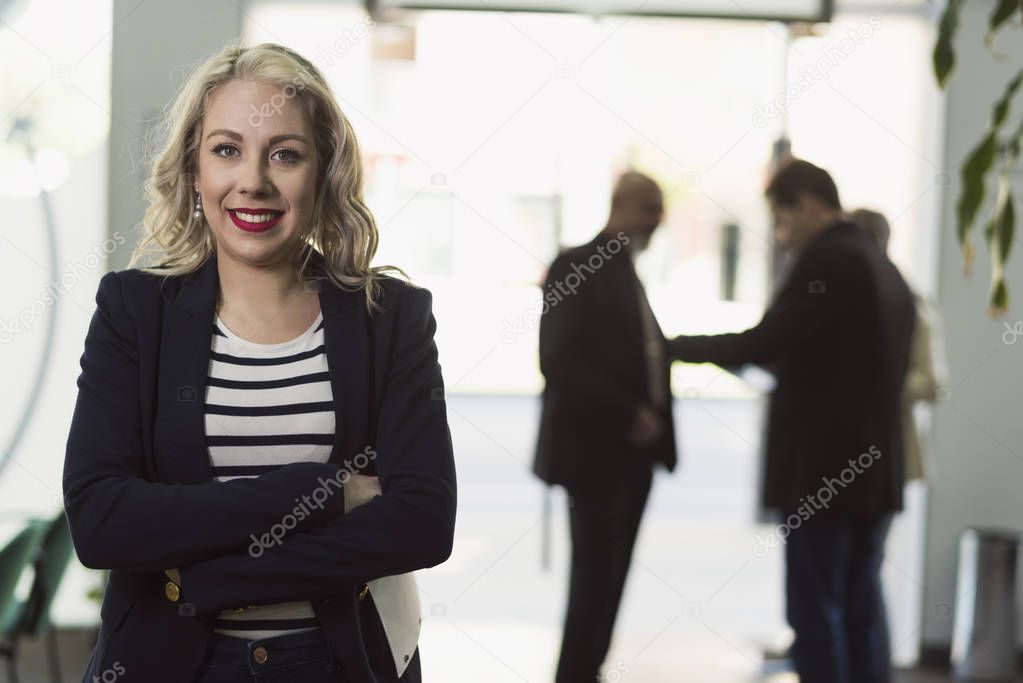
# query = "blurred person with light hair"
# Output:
<box><xmin>534</xmin><ymin>170</ymin><xmax>679</xmax><ymax>683</ymax></box>
<box><xmin>63</xmin><ymin>41</ymin><xmax>456</xmax><ymax>683</ymax></box>
<box><xmin>850</xmin><ymin>208</ymin><xmax>947</xmax><ymax>483</ymax></box>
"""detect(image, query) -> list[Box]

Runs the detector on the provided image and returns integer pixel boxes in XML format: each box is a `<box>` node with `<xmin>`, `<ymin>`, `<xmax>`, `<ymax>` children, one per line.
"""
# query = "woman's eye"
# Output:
<box><xmin>212</xmin><ymin>143</ymin><xmax>238</xmax><ymax>158</ymax></box>
<box><xmin>210</xmin><ymin>144</ymin><xmax>301</xmax><ymax>163</ymax></box>
<box><xmin>273</xmin><ymin>148</ymin><xmax>301</xmax><ymax>163</ymax></box>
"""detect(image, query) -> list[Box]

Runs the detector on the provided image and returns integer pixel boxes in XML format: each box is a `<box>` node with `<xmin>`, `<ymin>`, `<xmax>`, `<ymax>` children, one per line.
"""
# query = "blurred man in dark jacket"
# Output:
<box><xmin>534</xmin><ymin>171</ymin><xmax>677</xmax><ymax>683</ymax></box>
<box><xmin>669</xmin><ymin>160</ymin><xmax>915</xmax><ymax>683</ymax></box>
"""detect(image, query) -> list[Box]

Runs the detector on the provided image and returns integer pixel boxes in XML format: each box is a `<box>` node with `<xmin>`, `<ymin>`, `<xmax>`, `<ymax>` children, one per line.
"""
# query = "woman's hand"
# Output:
<box><xmin>165</xmin><ymin>568</ymin><xmax>181</xmax><ymax>585</ymax></box>
<box><xmin>343</xmin><ymin>474</ymin><xmax>381</xmax><ymax>514</ymax></box>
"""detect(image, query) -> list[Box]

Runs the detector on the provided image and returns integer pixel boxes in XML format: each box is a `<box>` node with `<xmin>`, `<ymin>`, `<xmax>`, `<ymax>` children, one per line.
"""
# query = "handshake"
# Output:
<box><xmin>625</xmin><ymin>333</ymin><xmax>697</xmax><ymax>449</ymax></box>
<box><xmin>625</xmin><ymin>330</ymin><xmax>744</xmax><ymax>449</ymax></box>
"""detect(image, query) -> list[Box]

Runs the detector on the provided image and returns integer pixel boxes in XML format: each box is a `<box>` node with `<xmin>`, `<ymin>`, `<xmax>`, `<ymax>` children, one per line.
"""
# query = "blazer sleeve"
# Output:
<box><xmin>667</xmin><ymin>245</ymin><xmax>850</xmax><ymax>368</ymax></box>
<box><xmin>63</xmin><ymin>271</ymin><xmax>348</xmax><ymax>572</ymax></box>
<box><xmin>538</xmin><ymin>253</ymin><xmax>647</xmax><ymax>431</ymax></box>
<box><xmin>177</xmin><ymin>285</ymin><xmax>457</xmax><ymax>615</ymax></box>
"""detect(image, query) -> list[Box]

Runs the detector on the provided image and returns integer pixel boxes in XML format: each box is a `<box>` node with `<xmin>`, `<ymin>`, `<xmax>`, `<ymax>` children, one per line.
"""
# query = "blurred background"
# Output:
<box><xmin>0</xmin><ymin>0</ymin><xmax>1020</xmax><ymax>681</ymax></box>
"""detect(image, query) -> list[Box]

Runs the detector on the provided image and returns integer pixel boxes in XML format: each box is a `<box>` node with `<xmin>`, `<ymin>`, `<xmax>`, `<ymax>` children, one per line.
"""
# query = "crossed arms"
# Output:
<box><xmin>63</xmin><ymin>272</ymin><xmax>456</xmax><ymax>616</ymax></box>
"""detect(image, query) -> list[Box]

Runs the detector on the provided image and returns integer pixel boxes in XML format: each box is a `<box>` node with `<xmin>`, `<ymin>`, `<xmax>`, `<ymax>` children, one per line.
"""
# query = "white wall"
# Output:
<box><xmin>924</xmin><ymin>0</ymin><xmax>1023</xmax><ymax>649</ymax></box>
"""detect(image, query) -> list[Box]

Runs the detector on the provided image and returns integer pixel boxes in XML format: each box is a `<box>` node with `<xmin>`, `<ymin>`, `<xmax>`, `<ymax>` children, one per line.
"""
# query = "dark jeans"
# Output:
<box><xmin>191</xmin><ymin>628</ymin><xmax>348</xmax><ymax>683</ymax></box>
<box><xmin>555</xmin><ymin>468</ymin><xmax>653</xmax><ymax>683</ymax></box>
<box><xmin>785</xmin><ymin>513</ymin><xmax>894</xmax><ymax>683</ymax></box>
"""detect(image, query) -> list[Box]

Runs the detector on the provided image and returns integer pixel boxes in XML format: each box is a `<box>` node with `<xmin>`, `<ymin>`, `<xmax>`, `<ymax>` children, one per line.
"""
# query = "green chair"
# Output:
<box><xmin>0</xmin><ymin>515</ymin><xmax>61</xmax><ymax>683</ymax></box>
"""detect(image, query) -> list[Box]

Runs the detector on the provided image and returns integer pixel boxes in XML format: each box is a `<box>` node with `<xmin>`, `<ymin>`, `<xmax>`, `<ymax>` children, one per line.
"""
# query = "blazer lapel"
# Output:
<box><xmin>316</xmin><ymin>259</ymin><xmax>370</xmax><ymax>470</ymax></box>
<box><xmin>155</xmin><ymin>252</ymin><xmax>219</xmax><ymax>484</ymax></box>
<box><xmin>155</xmin><ymin>248</ymin><xmax>368</xmax><ymax>485</ymax></box>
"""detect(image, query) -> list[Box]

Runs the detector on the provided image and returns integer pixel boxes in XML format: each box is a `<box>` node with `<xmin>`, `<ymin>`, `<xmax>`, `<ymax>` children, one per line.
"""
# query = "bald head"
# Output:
<box><xmin>612</xmin><ymin>171</ymin><xmax>660</xmax><ymax>208</ymax></box>
<box><xmin>606</xmin><ymin>171</ymin><xmax>664</xmax><ymax>251</ymax></box>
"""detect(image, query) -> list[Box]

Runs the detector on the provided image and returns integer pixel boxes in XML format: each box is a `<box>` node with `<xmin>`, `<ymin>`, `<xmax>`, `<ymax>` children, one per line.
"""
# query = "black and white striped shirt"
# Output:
<box><xmin>204</xmin><ymin>309</ymin><xmax>333</xmax><ymax>639</ymax></box>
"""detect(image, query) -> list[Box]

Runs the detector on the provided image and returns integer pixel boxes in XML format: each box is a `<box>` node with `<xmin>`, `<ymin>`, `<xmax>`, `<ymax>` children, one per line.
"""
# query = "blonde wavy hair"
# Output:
<box><xmin>127</xmin><ymin>40</ymin><xmax>406</xmax><ymax>312</ymax></box>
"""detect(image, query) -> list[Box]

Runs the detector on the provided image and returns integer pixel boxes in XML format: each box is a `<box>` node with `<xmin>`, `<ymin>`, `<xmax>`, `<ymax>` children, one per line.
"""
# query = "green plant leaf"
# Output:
<box><xmin>990</xmin><ymin>277</ymin><xmax>1008</xmax><ymax>316</ymax></box>
<box><xmin>997</xmin><ymin>185</ymin><xmax>1014</xmax><ymax>264</ymax></box>
<box><xmin>957</xmin><ymin>132</ymin><xmax>997</xmax><ymax>259</ymax></box>
<box><xmin>934</xmin><ymin>0</ymin><xmax>962</xmax><ymax>88</ymax></box>
<box><xmin>957</xmin><ymin>71</ymin><xmax>1023</xmax><ymax>270</ymax></box>
<box><xmin>986</xmin><ymin>174</ymin><xmax>1015</xmax><ymax>315</ymax></box>
<box><xmin>1007</xmin><ymin>113</ymin><xmax>1023</xmax><ymax>161</ymax></box>
<box><xmin>992</xmin><ymin>69</ymin><xmax>1023</xmax><ymax>127</ymax></box>
<box><xmin>986</xmin><ymin>0</ymin><xmax>1020</xmax><ymax>47</ymax></box>
<box><xmin>990</xmin><ymin>174</ymin><xmax>1015</xmax><ymax>262</ymax></box>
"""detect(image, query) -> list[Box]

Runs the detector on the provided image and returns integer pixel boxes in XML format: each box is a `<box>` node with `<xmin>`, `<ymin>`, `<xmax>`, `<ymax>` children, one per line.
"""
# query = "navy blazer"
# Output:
<box><xmin>62</xmin><ymin>247</ymin><xmax>457</xmax><ymax>683</ymax></box>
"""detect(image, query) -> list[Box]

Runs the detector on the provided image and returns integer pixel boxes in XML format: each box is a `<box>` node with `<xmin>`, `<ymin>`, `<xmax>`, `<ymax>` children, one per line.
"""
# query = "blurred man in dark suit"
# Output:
<box><xmin>669</xmin><ymin>160</ymin><xmax>915</xmax><ymax>683</ymax></box>
<box><xmin>534</xmin><ymin>171</ymin><xmax>677</xmax><ymax>683</ymax></box>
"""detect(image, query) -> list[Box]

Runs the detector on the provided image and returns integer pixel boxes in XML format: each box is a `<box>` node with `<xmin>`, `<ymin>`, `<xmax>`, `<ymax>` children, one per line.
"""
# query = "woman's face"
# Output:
<box><xmin>194</xmin><ymin>78</ymin><xmax>319</xmax><ymax>270</ymax></box>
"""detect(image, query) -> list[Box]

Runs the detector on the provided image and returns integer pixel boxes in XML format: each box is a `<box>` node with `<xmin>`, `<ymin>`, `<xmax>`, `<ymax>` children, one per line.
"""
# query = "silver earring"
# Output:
<box><xmin>193</xmin><ymin>192</ymin><xmax>203</xmax><ymax>221</ymax></box>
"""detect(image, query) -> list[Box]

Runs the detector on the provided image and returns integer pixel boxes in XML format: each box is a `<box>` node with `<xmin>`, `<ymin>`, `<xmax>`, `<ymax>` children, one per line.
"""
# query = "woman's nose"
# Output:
<box><xmin>239</xmin><ymin>158</ymin><xmax>273</xmax><ymax>195</ymax></box>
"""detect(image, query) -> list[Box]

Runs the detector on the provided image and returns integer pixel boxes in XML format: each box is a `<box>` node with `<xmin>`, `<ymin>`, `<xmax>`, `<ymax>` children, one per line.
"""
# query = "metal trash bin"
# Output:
<box><xmin>951</xmin><ymin>527</ymin><xmax>1020</xmax><ymax>681</ymax></box>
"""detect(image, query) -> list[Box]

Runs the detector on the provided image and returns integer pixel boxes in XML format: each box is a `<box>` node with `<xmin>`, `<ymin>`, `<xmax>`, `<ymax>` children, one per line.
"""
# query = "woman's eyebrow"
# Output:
<box><xmin>205</xmin><ymin>129</ymin><xmax>309</xmax><ymax>145</ymax></box>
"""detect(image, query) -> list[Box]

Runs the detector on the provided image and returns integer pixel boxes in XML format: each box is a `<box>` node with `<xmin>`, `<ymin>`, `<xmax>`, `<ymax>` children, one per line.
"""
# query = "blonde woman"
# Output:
<box><xmin>63</xmin><ymin>41</ymin><xmax>456</xmax><ymax>683</ymax></box>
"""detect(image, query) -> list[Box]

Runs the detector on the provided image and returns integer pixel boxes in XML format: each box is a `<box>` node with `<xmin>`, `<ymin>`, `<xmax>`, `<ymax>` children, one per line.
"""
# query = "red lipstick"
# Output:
<box><xmin>228</xmin><ymin>208</ymin><xmax>284</xmax><ymax>233</ymax></box>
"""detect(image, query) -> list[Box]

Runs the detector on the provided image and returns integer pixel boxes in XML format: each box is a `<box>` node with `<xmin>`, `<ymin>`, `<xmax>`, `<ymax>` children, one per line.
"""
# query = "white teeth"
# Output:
<box><xmin>234</xmin><ymin>211</ymin><xmax>278</xmax><ymax>223</ymax></box>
